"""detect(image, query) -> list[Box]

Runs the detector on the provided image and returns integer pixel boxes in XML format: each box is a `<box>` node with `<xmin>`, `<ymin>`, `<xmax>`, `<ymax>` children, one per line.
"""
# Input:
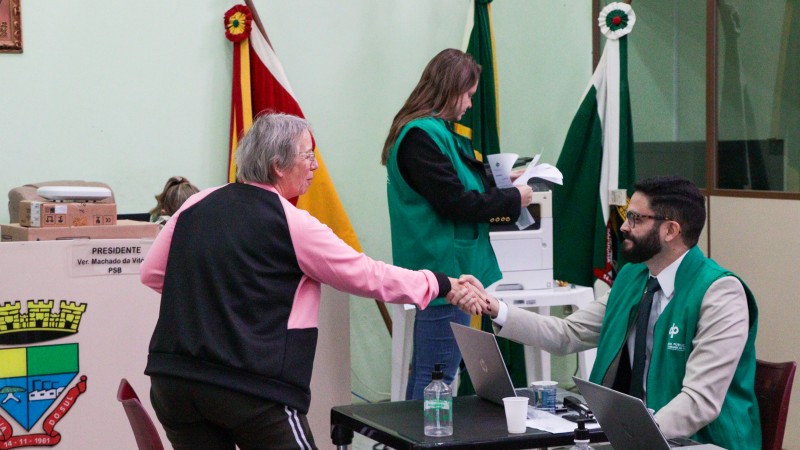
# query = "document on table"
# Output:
<box><xmin>526</xmin><ymin>408</ymin><xmax>601</xmax><ymax>434</ymax></box>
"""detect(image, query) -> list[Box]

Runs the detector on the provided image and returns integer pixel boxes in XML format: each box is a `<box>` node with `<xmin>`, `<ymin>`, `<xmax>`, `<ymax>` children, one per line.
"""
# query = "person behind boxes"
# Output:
<box><xmin>450</xmin><ymin>176</ymin><xmax>760</xmax><ymax>450</ymax></box>
<box><xmin>148</xmin><ymin>176</ymin><xmax>199</xmax><ymax>225</ymax></box>
<box><xmin>380</xmin><ymin>48</ymin><xmax>534</xmax><ymax>400</ymax></box>
<box><xmin>140</xmin><ymin>113</ymin><xmax>483</xmax><ymax>450</ymax></box>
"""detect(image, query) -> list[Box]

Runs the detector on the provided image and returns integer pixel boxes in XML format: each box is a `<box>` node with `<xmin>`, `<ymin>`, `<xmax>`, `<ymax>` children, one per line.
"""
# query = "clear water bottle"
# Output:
<box><xmin>423</xmin><ymin>363</ymin><xmax>453</xmax><ymax>437</ymax></box>
<box><xmin>568</xmin><ymin>418</ymin><xmax>594</xmax><ymax>450</ymax></box>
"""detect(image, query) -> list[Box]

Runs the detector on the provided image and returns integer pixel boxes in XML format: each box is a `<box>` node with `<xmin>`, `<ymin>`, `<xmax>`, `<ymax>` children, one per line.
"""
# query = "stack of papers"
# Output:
<box><xmin>513</xmin><ymin>160</ymin><xmax>563</xmax><ymax>186</ymax></box>
<box><xmin>486</xmin><ymin>152</ymin><xmax>563</xmax><ymax>231</ymax></box>
<box><xmin>486</xmin><ymin>153</ymin><xmax>563</xmax><ymax>188</ymax></box>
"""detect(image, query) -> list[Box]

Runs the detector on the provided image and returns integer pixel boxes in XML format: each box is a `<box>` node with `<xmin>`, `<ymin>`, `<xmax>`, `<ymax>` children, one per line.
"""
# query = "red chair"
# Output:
<box><xmin>117</xmin><ymin>378</ymin><xmax>165</xmax><ymax>450</ymax></box>
<box><xmin>755</xmin><ymin>359</ymin><xmax>797</xmax><ymax>450</ymax></box>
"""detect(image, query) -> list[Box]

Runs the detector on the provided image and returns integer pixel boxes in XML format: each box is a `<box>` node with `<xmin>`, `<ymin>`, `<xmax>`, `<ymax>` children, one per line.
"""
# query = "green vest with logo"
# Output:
<box><xmin>386</xmin><ymin>117</ymin><xmax>501</xmax><ymax>306</ymax></box>
<box><xmin>589</xmin><ymin>246</ymin><xmax>760</xmax><ymax>450</ymax></box>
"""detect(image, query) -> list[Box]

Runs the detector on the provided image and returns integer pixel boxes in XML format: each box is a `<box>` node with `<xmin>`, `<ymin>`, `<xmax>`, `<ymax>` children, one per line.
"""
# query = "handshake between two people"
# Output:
<box><xmin>445</xmin><ymin>275</ymin><xmax>500</xmax><ymax>318</ymax></box>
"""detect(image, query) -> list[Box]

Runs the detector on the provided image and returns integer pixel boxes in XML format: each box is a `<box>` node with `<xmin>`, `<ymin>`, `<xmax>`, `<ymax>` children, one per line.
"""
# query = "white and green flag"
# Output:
<box><xmin>553</xmin><ymin>2</ymin><xmax>637</xmax><ymax>288</ymax></box>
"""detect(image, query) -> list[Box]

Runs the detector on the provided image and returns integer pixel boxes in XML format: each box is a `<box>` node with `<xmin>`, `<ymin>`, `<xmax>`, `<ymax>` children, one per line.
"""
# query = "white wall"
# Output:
<box><xmin>0</xmin><ymin>0</ymin><xmax>592</xmax><ymax>431</ymax></box>
<box><xmin>0</xmin><ymin>1</ymin><xmax>230</xmax><ymax>217</ymax></box>
<box><xmin>708</xmin><ymin>196</ymin><xmax>800</xmax><ymax>448</ymax></box>
<box><xmin>8</xmin><ymin>1</ymin><xmax>797</xmax><ymax>448</ymax></box>
<box><xmin>0</xmin><ymin>0</ymin><xmax>591</xmax><ymax>235</ymax></box>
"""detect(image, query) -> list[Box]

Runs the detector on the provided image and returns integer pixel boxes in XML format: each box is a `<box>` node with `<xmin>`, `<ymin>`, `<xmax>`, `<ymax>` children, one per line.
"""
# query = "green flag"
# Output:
<box><xmin>455</xmin><ymin>0</ymin><xmax>501</xmax><ymax>162</ymax></box>
<box><xmin>455</xmin><ymin>0</ymin><xmax>528</xmax><ymax>395</ymax></box>
<box><xmin>553</xmin><ymin>3</ymin><xmax>637</xmax><ymax>288</ymax></box>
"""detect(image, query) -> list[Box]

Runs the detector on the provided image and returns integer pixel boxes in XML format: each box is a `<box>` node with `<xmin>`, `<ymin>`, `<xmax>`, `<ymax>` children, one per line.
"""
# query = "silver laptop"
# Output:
<box><xmin>573</xmin><ymin>377</ymin><xmax>723</xmax><ymax>449</ymax></box>
<box><xmin>450</xmin><ymin>322</ymin><xmax>538</xmax><ymax>406</ymax></box>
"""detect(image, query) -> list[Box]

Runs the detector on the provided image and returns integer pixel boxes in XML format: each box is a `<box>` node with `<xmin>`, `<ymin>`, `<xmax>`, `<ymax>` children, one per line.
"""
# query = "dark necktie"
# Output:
<box><xmin>629</xmin><ymin>276</ymin><xmax>662</xmax><ymax>400</ymax></box>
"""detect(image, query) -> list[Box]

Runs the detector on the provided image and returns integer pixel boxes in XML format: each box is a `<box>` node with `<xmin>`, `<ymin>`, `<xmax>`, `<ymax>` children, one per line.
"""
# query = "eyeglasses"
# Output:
<box><xmin>625</xmin><ymin>210</ymin><xmax>670</xmax><ymax>229</ymax></box>
<box><xmin>296</xmin><ymin>151</ymin><xmax>316</xmax><ymax>162</ymax></box>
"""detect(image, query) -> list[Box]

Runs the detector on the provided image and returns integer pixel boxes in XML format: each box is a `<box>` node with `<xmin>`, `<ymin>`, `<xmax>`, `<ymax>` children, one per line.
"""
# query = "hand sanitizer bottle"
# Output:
<box><xmin>423</xmin><ymin>363</ymin><xmax>453</xmax><ymax>437</ymax></box>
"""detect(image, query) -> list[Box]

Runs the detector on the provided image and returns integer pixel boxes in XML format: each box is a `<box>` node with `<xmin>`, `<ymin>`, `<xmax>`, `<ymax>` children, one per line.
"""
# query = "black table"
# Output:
<box><xmin>330</xmin><ymin>396</ymin><xmax>606</xmax><ymax>449</ymax></box>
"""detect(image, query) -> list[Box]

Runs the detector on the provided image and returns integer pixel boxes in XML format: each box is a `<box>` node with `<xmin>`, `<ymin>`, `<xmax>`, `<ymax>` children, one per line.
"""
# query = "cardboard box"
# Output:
<box><xmin>1</xmin><ymin>220</ymin><xmax>159</xmax><ymax>242</ymax></box>
<box><xmin>19</xmin><ymin>200</ymin><xmax>118</xmax><ymax>227</ymax></box>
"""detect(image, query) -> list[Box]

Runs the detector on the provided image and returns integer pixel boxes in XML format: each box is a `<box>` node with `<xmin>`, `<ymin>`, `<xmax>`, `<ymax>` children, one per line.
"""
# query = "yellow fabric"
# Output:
<box><xmin>229</xmin><ymin>113</ymin><xmax>239</xmax><ymax>183</ymax></box>
<box><xmin>488</xmin><ymin>3</ymin><xmax>500</xmax><ymax>136</ymax></box>
<box><xmin>228</xmin><ymin>15</ymin><xmax>361</xmax><ymax>252</ymax></box>
<box><xmin>240</xmin><ymin>38</ymin><xmax>253</xmax><ymax>133</ymax></box>
<box><xmin>452</xmin><ymin>123</ymin><xmax>484</xmax><ymax>162</ymax></box>
<box><xmin>229</xmin><ymin>38</ymin><xmax>254</xmax><ymax>183</ymax></box>
<box><xmin>295</xmin><ymin>148</ymin><xmax>362</xmax><ymax>252</ymax></box>
<box><xmin>453</xmin><ymin>122</ymin><xmax>472</xmax><ymax>139</ymax></box>
<box><xmin>470</xmin><ymin>314</ymin><xmax>482</xmax><ymax>329</ymax></box>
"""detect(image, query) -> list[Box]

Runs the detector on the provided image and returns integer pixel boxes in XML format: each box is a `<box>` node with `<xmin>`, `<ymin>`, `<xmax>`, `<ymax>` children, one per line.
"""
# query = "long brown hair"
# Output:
<box><xmin>380</xmin><ymin>49</ymin><xmax>481</xmax><ymax>165</ymax></box>
<box><xmin>150</xmin><ymin>176</ymin><xmax>199</xmax><ymax>218</ymax></box>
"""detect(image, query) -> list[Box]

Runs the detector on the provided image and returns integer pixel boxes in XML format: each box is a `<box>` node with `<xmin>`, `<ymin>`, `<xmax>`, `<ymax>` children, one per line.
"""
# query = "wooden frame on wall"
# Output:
<box><xmin>0</xmin><ymin>0</ymin><xmax>22</xmax><ymax>53</ymax></box>
<box><xmin>591</xmin><ymin>0</ymin><xmax>799</xmax><ymax>199</ymax></box>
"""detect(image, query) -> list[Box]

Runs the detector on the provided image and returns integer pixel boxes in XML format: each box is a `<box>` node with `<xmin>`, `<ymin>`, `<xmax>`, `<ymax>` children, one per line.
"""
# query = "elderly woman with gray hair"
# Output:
<box><xmin>140</xmin><ymin>113</ymin><xmax>479</xmax><ymax>450</ymax></box>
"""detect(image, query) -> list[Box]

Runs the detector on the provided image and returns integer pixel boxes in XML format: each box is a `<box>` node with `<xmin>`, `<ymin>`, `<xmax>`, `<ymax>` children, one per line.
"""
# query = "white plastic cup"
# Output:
<box><xmin>531</xmin><ymin>380</ymin><xmax>558</xmax><ymax>414</ymax></box>
<box><xmin>502</xmin><ymin>396</ymin><xmax>529</xmax><ymax>434</ymax></box>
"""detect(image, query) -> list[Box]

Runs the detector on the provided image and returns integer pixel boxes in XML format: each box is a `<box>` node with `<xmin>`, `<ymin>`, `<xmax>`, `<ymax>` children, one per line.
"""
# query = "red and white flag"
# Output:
<box><xmin>224</xmin><ymin>4</ymin><xmax>361</xmax><ymax>251</ymax></box>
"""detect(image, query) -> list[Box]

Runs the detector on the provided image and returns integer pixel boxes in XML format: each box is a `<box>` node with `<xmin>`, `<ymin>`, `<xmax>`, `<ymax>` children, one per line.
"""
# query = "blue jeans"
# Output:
<box><xmin>405</xmin><ymin>304</ymin><xmax>471</xmax><ymax>400</ymax></box>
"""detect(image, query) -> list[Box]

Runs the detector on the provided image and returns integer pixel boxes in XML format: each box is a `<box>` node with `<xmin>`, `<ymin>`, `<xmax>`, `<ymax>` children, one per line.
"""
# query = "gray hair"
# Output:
<box><xmin>235</xmin><ymin>113</ymin><xmax>311</xmax><ymax>184</ymax></box>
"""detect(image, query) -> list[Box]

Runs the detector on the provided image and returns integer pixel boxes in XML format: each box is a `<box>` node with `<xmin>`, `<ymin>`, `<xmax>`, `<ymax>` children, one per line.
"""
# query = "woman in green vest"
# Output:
<box><xmin>380</xmin><ymin>48</ymin><xmax>533</xmax><ymax>400</ymax></box>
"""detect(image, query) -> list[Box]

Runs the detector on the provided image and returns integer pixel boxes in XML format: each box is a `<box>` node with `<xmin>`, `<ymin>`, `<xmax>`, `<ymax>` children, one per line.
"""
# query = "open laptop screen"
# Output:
<box><xmin>573</xmin><ymin>377</ymin><xmax>722</xmax><ymax>450</ymax></box>
<box><xmin>451</xmin><ymin>323</ymin><xmax>521</xmax><ymax>405</ymax></box>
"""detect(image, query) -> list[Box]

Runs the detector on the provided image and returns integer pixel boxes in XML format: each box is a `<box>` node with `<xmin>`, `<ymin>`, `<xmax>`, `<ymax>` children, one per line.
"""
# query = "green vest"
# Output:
<box><xmin>386</xmin><ymin>117</ymin><xmax>501</xmax><ymax>306</ymax></box>
<box><xmin>589</xmin><ymin>246</ymin><xmax>760</xmax><ymax>449</ymax></box>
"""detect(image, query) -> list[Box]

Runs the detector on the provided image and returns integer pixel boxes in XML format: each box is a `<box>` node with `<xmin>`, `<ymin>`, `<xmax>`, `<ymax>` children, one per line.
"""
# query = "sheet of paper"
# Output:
<box><xmin>487</xmin><ymin>153</ymin><xmax>518</xmax><ymax>189</ymax></box>
<box><xmin>529</xmin><ymin>153</ymin><xmax>541</xmax><ymax>168</ymax></box>
<box><xmin>516</xmin><ymin>208</ymin><xmax>535</xmax><ymax>229</ymax></box>
<box><xmin>525</xmin><ymin>409</ymin><xmax>602</xmax><ymax>434</ymax></box>
<box><xmin>487</xmin><ymin>152</ymin><xmax>542</xmax><ymax>230</ymax></box>
<box><xmin>513</xmin><ymin>161</ymin><xmax>564</xmax><ymax>186</ymax></box>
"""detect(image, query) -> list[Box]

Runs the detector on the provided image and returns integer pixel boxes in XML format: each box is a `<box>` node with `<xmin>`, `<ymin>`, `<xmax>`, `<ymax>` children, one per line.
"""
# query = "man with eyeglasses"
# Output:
<box><xmin>450</xmin><ymin>176</ymin><xmax>760</xmax><ymax>450</ymax></box>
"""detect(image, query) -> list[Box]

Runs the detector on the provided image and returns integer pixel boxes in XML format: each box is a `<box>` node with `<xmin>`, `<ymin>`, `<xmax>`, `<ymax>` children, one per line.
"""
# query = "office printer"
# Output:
<box><xmin>487</xmin><ymin>190</ymin><xmax>553</xmax><ymax>291</ymax></box>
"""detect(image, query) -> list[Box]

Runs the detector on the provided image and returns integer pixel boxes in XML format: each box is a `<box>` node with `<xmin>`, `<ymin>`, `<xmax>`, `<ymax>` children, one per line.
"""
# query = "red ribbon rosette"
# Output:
<box><xmin>224</xmin><ymin>5</ymin><xmax>252</xmax><ymax>43</ymax></box>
